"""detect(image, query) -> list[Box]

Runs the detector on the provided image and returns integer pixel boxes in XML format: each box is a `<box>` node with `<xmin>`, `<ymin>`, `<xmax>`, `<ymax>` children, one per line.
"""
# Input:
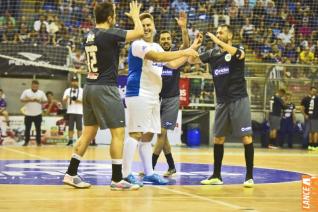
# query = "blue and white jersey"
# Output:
<box><xmin>126</xmin><ymin>39</ymin><xmax>164</xmax><ymax>99</ymax></box>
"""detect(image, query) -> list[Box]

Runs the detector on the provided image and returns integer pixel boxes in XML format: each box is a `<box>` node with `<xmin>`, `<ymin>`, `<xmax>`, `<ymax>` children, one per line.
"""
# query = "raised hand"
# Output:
<box><xmin>206</xmin><ymin>32</ymin><xmax>220</xmax><ymax>45</ymax></box>
<box><xmin>175</xmin><ymin>11</ymin><xmax>187</xmax><ymax>29</ymax></box>
<box><xmin>125</xmin><ymin>1</ymin><xmax>142</xmax><ymax>20</ymax></box>
<box><xmin>191</xmin><ymin>32</ymin><xmax>203</xmax><ymax>50</ymax></box>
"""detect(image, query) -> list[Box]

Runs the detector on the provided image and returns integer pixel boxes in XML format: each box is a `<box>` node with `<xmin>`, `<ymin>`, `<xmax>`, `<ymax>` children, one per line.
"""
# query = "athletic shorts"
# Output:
<box><xmin>269</xmin><ymin>115</ymin><xmax>281</xmax><ymax>130</ymax></box>
<box><xmin>125</xmin><ymin>96</ymin><xmax>161</xmax><ymax>134</ymax></box>
<box><xmin>161</xmin><ymin>96</ymin><xmax>179</xmax><ymax>130</ymax></box>
<box><xmin>214</xmin><ymin>97</ymin><xmax>252</xmax><ymax>137</ymax></box>
<box><xmin>83</xmin><ymin>84</ymin><xmax>125</xmax><ymax>129</ymax></box>
<box><xmin>68</xmin><ymin>113</ymin><xmax>83</xmax><ymax>131</ymax></box>
<box><xmin>310</xmin><ymin>119</ymin><xmax>318</xmax><ymax>133</ymax></box>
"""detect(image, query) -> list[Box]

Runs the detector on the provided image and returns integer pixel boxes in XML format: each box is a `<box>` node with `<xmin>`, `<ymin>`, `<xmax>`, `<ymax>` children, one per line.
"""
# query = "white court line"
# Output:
<box><xmin>1</xmin><ymin>147</ymin><xmax>50</xmax><ymax>160</ymax></box>
<box><xmin>155</xmin><ymin>186</ymin><xmax>250</xmax><ymax>211</ymax></box>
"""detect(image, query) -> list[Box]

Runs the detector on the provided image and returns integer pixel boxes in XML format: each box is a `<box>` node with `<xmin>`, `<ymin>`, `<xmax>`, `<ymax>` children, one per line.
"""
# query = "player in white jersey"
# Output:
<box><xmin>122</xmin><ymin>13</ymin><xmax>200</xmax><ymax>185</ymax></box>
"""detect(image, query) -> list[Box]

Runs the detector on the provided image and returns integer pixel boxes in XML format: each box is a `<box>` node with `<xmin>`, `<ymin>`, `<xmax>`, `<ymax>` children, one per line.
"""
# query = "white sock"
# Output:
<box><xmin>138</xmin><ymin>142</ymin><xmax>154</xmax><ymax>176</ymax></box>
<box><xmin>122</xmin><ymin>136</ymin><xmax>138</xmax><ymax>178</ymax></box>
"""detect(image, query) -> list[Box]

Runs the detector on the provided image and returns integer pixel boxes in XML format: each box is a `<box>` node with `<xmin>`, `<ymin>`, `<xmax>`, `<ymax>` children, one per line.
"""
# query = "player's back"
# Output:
<box><xmin>84</xmin><ymin>28</ymin><xmax>126</xmax><ymax>85</ymax></box>
<box><xmin>126</xmin><ymin>39</ymin><xmax>163</xmax><ymax>99</ymax></box>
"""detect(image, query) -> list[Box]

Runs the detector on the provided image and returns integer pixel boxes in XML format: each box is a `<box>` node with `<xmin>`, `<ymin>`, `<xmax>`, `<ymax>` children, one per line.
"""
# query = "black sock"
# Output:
<box><xmin>269</xmin><ymin>138</ymin><xmax>276</xmax><ymax>146</ymax></box>
<box><xmin>66</xmin><ymin>157</ymin><xmax>80</xmax><ymax>176</ymax></box>
<box><xmin>112</xmin><ymin>164</ymin><xmax>123</xmax><ymax>182</ymax></box>
<box><xmin>165</xmin><ymin>153</ymin><xmax>175</xmax><ymax>170</ymax></box>
<box><xmin>244</xmin><ymin>143</ymin><xmax>254</xmax><ymax>180</ymax></box>
<box><xmin>211</xmin><ymin>144</ymin><xmax>224</xmax><ymax>180</ymax></box>
<box><xmin>152</xmin><ymin>154</ymin><xmax>159</xmax><ymax>169</ymax></box>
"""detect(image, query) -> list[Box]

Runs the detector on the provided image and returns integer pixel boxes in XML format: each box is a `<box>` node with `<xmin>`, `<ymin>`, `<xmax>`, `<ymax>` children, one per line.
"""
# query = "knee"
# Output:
<box><xmin>242</xmin><ymin>135</ymin><xmax>253</xmax><ymax>145</ymax></box>
<box><xmin>129</xmin><ymin>132</ymin><xmax>142</xmax><ymax>141</ymax></box>
<box><xmin>214</xmin><ymin>137</ymin><xmax>225</xmax><ymax>144</ymax></box>
<box><xmin>141</xmin><ymin>133</ymin><xmax>154</xmax><ymax>142</ymax></box>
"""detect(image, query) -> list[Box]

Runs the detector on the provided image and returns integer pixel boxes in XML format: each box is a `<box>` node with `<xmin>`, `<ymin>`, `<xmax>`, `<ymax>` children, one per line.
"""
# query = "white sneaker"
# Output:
<box><xmin>63</xmin><ymin>174</ymin><xmax>91</xmax><ymax>188</ymax></box>
<box><xmin>243</xmin><ymin>179</ymin><xmax>254</xmax><ymax>188</ymax></box>
<box><xmin>110</xmin><ymin>180</ymin><xmax>140</xmax><ymax>191</ymax></box>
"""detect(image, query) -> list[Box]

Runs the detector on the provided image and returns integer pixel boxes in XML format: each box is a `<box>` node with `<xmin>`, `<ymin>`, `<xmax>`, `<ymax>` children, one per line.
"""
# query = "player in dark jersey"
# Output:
<box><xmin>268</xmin><ymin>89</ymin><xmax>285</xmax><ymax>149</ymax></box>
<box><xmin>279</xmin><ymin>93</ymin><xmax>295</xmax><ymax>148</ymax></box>
<box><xmin>63</xmin><ymin>1</ymin><xmax>144</xmax><ymax>190</ymax></box>
<box><xmin>151</xmin><ymin>11</ymin><xmax>190</xmax><ymax>177</ymax></box>
<box><xmin>308</xmin><ymin>91</ymin><xmax>318</xmax><ymax>151</ymax></box>
<box><xmin>189</xmin><ymin>24</ymin><xmax>254</xmax><ymax>187</ymax></box>
<box><xmin>301</xmin><ymin>87</ymin><xmax>317</xmax><ymax>149</ymax></box>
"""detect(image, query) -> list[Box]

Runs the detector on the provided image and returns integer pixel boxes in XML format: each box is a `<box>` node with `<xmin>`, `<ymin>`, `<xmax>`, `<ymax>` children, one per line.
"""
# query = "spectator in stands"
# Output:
<box><xmin>0</xmin><ymin>10</ymin><xmax>16</xmax><ymax>27</ymax></box>
<box><xmin>252</xmin><ymin>0</ymin><xmax>266</xmax><ymax>26</ymax></box>
<box><xmin>299</xmin><ymin>47</ymin><xmax>315</xmax><ymax>64</ymax></box>
<box><xmin>277</xmin><ymin>25</ymin><xmax>294</xmax><ymax>45</ymax></box>
<box><xmin>228</xmin><ymin>1</ymin><xmax>239</xmax><ymax>32</ymax></box>
<box><xmin>171</xmin><ymin>0</ymin><xmax>189</xmax><ymax>13</ymax></box>
<box><xmin>63</xmin><ymin>76</ymin><xmax>83</xmax><ymax>146</ymax></box>
<box><xmin>36</xmin><ymin>23</ymin><xmax>50</xmax><ymax>46</ymax></box>
<box><xmin>20</xmin><ymin>80</ymin><xmax>48</xmax><ymax>146</ymax></box>
<box><xmin>0</xmin><ymin>89</ymin><xmax>10</xmax><ymax>127</ymax></box>
<box><xmin>2</xmin><ymin>20</ymin><xmax>17</xmax><ymax>44</ymax></box>
<box><xmin>282</xmin><ymin>42</ymin><xmax>298</xmax><ymax>63</ymax></box>
<box><xmin>43</xmin><ymin>91</ymin><xmax>62</xmax><ymax>116</ymax></box>
<box><xmin>213</xmin><ymin>0</ymin><xmax>230</xmax><ymax>28</ymax></box>
<box><xmin>279</xmin><ymin>93</ymin><xmax>296</xmax><ymax>148</ymax></box>
<box><xmin>239</xmin><ymin>0</ymin><xmax>253</xmax><ymax>22</ymax></box>
<box><xmin>16</xmin><ymin>23</ymin><xmax>31</xmax><ymax>44</ymax></box>
<box><xmin>71</xmin><ymin>48</ymin><xmax>85</xmax><ymax>72</ymax></box>
<box><xmin>240</xmin><ymin>18</ymin><xmax>255</xmax><ymax>47</ymax></box>
<box><xmin>187</xmin><ymin>23</ymin><xmax>199</xmax><ymax>42</ymax></box>
<box><xmin>299</xmin><ymin>21</ymin><xmax>312</xmax><ymax>39</ymax></box>
<box><xmin>33</xmin><ymin>14</ymin><xmax>48</xmax><ymax>32</ymax></box>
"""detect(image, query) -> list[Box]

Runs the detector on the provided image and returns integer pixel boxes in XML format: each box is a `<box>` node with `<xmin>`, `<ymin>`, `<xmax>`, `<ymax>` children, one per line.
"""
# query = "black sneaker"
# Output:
<box><xmin>66</xmin><ymin>140</ymin><xmax>73</xmax><ymax>146</ymax></box>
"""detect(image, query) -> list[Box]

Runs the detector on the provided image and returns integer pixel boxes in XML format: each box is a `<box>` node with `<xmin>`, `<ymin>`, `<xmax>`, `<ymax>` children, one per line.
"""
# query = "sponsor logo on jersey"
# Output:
<box><xmin>162</xmin><ymin>68</ymin><xmax>173</xmax><ymax>76</ymax></box>
<box><xmin>214</xmin><ymin>67</ymin><xmax>230</xmax><ymax>76</ymax></box>
<box><xmin>241</xmin><ymin>126</ymin><xmax>252</xmax><ymax>132</ymax></box>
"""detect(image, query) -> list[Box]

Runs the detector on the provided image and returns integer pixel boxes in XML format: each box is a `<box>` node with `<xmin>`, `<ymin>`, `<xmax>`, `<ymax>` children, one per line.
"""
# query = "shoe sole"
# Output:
<box><xmin>243</xmin><ymin>184</ymin><xmax>254</xmax><ymax>188</ymax></box>
<box><xmin>200</xmin><ymin>181</ymin><xmax>223</xmax><ymax>185</ymax></box>
<box><xmin>110</xmin><ymin>186</ymin><xmax>140</xmax><ymax>191</ymax></box>
<box><xmin>63</xmin><ymin>181</ymin><xmax>91</xmax><ymax>189</ymax></box>
<box><xmin>143</xmin><ymin>180</ymin><xmax>168</xmax><ymax>185</ymax></box>
<box><xmin>163</xmin><ymin>172</ymin><xmax>177</xmax><ymax>178</ymax></box>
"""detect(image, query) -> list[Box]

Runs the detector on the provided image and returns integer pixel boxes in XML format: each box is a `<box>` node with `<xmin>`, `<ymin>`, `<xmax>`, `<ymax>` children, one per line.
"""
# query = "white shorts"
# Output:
<box><xmin>125</xmin><ymin>96</ymin><xmax>161</xmax><ymax>134</ymax></box>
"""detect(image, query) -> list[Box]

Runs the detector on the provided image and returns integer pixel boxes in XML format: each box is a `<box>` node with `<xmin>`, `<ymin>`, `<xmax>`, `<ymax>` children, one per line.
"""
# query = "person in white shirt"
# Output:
<box><xmin>63</xmin><ymin>76</ymin><xmax>83</xmax><ymax>146</ymax></box>
<box><xmin>123</xmin><ymin>12</ymin><xmax>199</xmax><ymax>186</ymax></box>
<box><xmin>20</xmin><ymin>80</ymin><xmax>47</xmax><ymax>146</ymax></box>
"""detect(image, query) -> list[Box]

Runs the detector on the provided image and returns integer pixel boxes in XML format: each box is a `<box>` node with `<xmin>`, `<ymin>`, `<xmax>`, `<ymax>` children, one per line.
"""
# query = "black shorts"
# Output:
<box><xmin>214</xmin><ymin>97</ymin><xmax>252</xmax><ymax>137</ymax></box>
<box><xmin>160</xmin><ymin>96</ymin><xmax>179</xmax><ymax>130</ymax></box>
<box><xmin>83</xmin><ymin>84</ymin><xmax>125</xmax><ymax>129</ymax></box>
<box><xmin>68</xmin><ymin>113</ymin><xmax>83</xmax><ymax>131</ymax></box>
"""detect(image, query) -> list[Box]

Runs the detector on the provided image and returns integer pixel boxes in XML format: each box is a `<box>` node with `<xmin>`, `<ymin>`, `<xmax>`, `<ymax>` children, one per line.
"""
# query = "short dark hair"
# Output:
<box><xmin>0</xmin><ymin>89</ymin><xmax>2</xmax><ymax>92</ymax></box>
<box><xmin>218</xmin><ymin>24</ymin><xmax>234</xmax><ymax>35</ymax></box>
<box><xmin>32</xmin><ymin>80</ymin><xmax>39</xmax><ymax>85</ymax></box>
<box><xmin>94</xmin><ymin>2</ymin><xmax>114</xmax><ymax>24</ymax></box>
<box><xmin>140</xmin><ymin>13</ymin><xmax>154</xmax><ymax>22</ymax></box>
<box><xmin>278</xmin><ymin>88</ymin><xmax>286</xmax><ymax>94</ymax></box>
<box><xmin>310</xmin><ymin>86</ymin><xmax>317</xmax><ymax>90</ymax></box>
<box><xmin>46</xmin><ymin>91</ymin><xmax>53</xmax><ymax>96</ymax></box>
<box><xmin>160</xmin><ymin>30</ymin><xmax>171</xmax><ymax>35</ymax></box>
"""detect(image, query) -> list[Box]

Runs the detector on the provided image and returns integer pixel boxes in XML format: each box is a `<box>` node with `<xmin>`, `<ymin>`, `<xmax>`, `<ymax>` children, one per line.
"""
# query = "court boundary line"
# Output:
<box><xmin>154</xmin><ymin>186</ymin><xmax>246</xmax><ymax>210</ymax></box>
<box><xmin>1</xmin><ymin>147</ymin><xmax>50</xmax><ymax>160</ymax></box>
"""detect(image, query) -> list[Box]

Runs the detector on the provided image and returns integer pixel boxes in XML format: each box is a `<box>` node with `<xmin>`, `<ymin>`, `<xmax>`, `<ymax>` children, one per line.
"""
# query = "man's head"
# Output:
<box><xmin>216</xmin><ymin>24</ymin><xmax>234</xmax><ymax>44</ymax></box>
<box><xmin>31</xmin><ymin>80</ymin><xmax>39</xmax><ymax>92</ymax></box>
<box><xmin>94</xmin><ymin>2</ymin><xmax>116</xmax><ymax>27</ymax></box>
<box><xmin>159</xmin><ymin>30</ymin><xmax>172</xmax><ymax>51</ymax></box>
<box><xmin>278</xmin><ymin>88</ymin><xmax>286</xmax><ymax>97</ymax></box>
<box><xmin>140</xmin><ymin>13</ymin><xmax>155</xmax><ymax>42</ymax></box>
<box><xmin>46</xmin><ymin>91</ymin><xmax>54</xmax><ymax>102</ymax></box>
<box><xmin>310</xmin><ymin>86</ymin><xmax>317</xmax><ymax>96</ymax></box>
<box><xmin>71</xmin><ymin>76</ymin><xmax>79</xmax><ymax>88</ymax></box>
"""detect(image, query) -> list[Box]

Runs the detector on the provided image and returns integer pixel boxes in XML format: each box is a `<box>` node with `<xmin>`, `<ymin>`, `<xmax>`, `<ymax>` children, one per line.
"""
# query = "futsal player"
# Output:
<box><xmin>122</xmin><ymin>13</ymin><xmax>199</xmax><ymax>186</ymax></box>
<box><xmin>268</xmin><ymin>89</ymin><xmax>285</xmax><ymax>149</ymax></box>
<box><xmin>189</xmin><ymin>24</ymin><xmax>254</xmax><ymax>187</ymax></box>
<box><xmin>63</xmin><ymin>1</ymin><xmax>144</xmax><ymax>190</ymax></box>
<box><xmin>152</xmin><ymin>11</ymin><xmax>190</xmax><ymax>177</ymax></box>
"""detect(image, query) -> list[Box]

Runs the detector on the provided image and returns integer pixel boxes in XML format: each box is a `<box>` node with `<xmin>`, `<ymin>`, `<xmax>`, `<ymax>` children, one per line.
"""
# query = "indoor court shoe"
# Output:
<box><xmin>200</xmin><ymin>177</ymin><xmax>223</xmax><ymax>185</ymax></box>
<box><xmin>110</xmin><ymin>180</ymin><xmax>140</xmax><ymax>191</ymax></box>
<box><xmin>243</xmin><ymin>179</ymin><xmax>254</xmax><ymax>188</ymax></box>
<box><xmin>143</xmin><ymin>173</ymin><xmax>169</xmax><ymax>185</ymax></box>
<box><xmin>125</xmin><ymin>174</ymin><xmax>144</xmax><ymax>187</ymax></box>
<box><xmin>63</xmin><ymin>174</ymin><xmax>91</xmax><ymax>188</ymax></box>
<box><xmin>163</xmin><ymin>168</ymin><xmax>177</xmax><ymax>177</ymax></box>
<box><xmin>308</xmin><ymin>146</ymin><xmax>314</xmax><ymax>151</ymax></box>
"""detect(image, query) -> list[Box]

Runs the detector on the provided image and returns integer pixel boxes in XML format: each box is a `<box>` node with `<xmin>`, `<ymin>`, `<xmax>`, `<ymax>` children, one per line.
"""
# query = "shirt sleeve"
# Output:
<box><xmin>41</xmin><ymin>91</ymin><xmax>48</xmax><ymax>102</ymax></box>
<box><xmin>20</xmin><ymin>90</ymin><xmax>27</xmax><ymax>100</ymax></box>
<box><xmin>131</xmin><ymin>40</ymin><xmax>153</xmax><ymax>59</ymax></box>
<box><xmin>199</xmin><ymin>49</ymin><xmax>213</xmax><ymax>64</ymax></box>
<box><xmin>107</xmin><ymin>28</ymin><xmax>127</xmax><ymax>43</ymax></box>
